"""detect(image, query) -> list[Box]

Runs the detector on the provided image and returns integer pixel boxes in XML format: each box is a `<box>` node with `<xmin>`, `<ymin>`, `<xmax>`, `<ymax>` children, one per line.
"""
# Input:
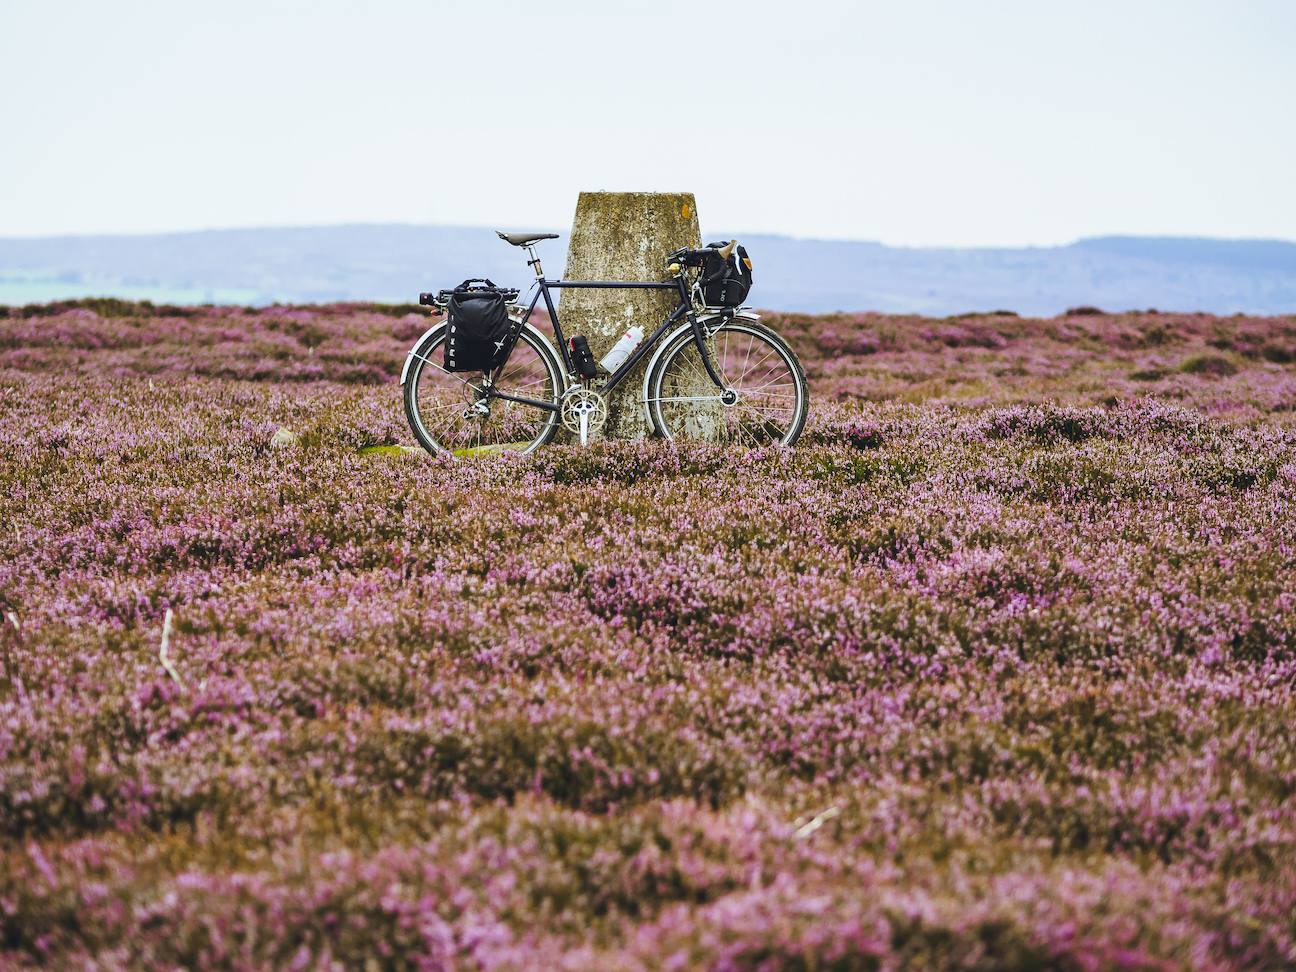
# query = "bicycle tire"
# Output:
<box><xmin>646</xmin><ymin>320</ymin><xmax>809</xmax><ymax>447</ymax></box>
<box><xmin>403</xmin><ymin>320</ymin><xmax>565</xmax><ymax>456</ymax></box>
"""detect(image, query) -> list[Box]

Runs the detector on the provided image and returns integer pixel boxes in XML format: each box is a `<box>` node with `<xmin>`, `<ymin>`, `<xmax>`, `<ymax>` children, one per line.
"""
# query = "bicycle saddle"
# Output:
<box><xmin>496</xmin><ymin>231</ymin><xmax>559</xmax><ymax>247</ymax></box>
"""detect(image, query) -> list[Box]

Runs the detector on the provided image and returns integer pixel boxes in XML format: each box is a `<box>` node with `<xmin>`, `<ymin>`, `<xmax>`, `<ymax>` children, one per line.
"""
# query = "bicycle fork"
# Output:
<box><xmin>688</xmin><ymin>311</ymin><xmax>731</xmax><ymax>392</ymax></box>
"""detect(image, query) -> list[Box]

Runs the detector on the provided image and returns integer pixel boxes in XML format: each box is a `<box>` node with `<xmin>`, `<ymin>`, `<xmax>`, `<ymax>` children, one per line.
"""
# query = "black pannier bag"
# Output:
<box><xmin>444</xmin><ymin>279</ymin><xmax>520</xmax><ymax>372</ymax></box>
<box><xmin>700</xmin><ymin>241</ymin><xmax>753</xmax><ymax>307</ymax></box>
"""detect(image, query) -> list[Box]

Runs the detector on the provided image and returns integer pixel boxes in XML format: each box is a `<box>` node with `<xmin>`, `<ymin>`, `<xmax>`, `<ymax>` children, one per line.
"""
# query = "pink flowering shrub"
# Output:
<box><xmin>0</xmin><ymin>304</ymin><xmax>1295</xmax><ymax>969</ymax></box>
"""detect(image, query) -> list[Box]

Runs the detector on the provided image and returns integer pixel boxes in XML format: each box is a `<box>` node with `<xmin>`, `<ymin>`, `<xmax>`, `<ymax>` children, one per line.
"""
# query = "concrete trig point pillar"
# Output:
<box><xmin>561</xmin><ymin>191</ymin><xmax>701</xmax><ymax>440</ymax></box>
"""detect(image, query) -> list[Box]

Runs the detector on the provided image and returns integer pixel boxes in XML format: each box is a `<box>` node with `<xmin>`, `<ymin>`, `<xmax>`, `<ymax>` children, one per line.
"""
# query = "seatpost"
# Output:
<box><xmin>525</xmin><ymin>244</ymin><xmax>544</xmax><ymax>279</ymax></box>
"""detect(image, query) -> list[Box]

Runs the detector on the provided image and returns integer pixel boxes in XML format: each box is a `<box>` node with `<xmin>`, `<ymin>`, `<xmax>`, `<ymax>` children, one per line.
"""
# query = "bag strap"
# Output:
<box><xmin>454</xmin><ymin>278</ymin><xmax>499</xmax><ymax>292</ymax></box>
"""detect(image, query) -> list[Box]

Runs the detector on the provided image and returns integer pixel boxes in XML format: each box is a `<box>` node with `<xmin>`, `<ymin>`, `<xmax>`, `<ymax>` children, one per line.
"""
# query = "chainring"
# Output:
<box><xmin>560</xmin><ymin>387</ymin><xmax>610</xmax><ymax>441</ymax></box>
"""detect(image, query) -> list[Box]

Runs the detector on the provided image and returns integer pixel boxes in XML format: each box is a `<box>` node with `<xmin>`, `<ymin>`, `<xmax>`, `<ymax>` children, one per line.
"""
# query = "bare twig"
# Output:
<box><xmin>158</xmin><ymin>608</ymin><xmax>186</xmax><ymax>690</ymax></box>
<box><xmin>3</xmin><ymin>611</ymin><xmax>17</xmax><ymax>688</ymax></box>
<box><xmin>792</xmin><ymin>806</ymin><xmax>840</xmax><ymax>839</ymax></box>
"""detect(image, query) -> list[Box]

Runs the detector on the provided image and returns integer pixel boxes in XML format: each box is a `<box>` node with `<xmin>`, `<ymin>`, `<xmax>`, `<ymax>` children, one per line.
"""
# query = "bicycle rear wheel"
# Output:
<box><xmin>403</xmin><ymin>322</ymin><xmax>564</xmax><ymax>456</ymax></box>
<box><xmin>647</xmin><ymin>320</ymin><xmax>808</xmax><ymax>446</ymax></box>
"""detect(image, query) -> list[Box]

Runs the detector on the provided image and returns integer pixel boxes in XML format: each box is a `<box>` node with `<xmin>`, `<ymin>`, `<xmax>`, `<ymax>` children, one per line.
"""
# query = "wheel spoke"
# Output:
<box><xmin>650</xmin><ymin>323</ymin><xmax>805</xmax><ymax>447</ymax></box>
<box><xmin>404</xmin><ymin>327</ymin><xmax>561</xmax><ymax>455</ymax></box>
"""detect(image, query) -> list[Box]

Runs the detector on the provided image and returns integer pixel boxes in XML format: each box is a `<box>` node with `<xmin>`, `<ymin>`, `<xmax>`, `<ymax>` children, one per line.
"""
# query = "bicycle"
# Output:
<box><xmin>400</xmin><ymin>232</ymin><xmax>809</xmax><ymax>455</ymax></box>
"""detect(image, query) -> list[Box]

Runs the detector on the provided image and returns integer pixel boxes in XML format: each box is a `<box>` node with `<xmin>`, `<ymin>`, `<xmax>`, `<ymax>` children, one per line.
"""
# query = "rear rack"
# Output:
<box><xmin>419</xmin><ymin>286</ymin><xmax>520</xmax><ymax>309</ymax></box>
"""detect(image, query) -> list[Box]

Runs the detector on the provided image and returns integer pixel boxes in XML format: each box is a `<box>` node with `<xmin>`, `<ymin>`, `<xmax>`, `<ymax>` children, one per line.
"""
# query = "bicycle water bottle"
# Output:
<box><xmin>598</xmin><ymin>325</ymin><xmax>645</xmax><ymax>373</ymax></box>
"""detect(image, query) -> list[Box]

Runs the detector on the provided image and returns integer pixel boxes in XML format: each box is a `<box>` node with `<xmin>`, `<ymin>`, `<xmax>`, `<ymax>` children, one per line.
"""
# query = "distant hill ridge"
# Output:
<box><xmin>1</xmin><ymin>224</ymin><xmax>1293</xmax><ymax>316</ymax></box>
<box><xmin>1071</xmin><ymin>236</ymin><xmax>1296</xmax><ymax>271</ymax></box>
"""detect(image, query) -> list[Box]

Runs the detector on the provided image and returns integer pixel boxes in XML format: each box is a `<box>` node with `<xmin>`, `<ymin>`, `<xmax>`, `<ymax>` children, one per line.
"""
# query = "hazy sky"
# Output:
<box><xmin>2</xmin><ymin>0</ymin><xmax>1294</xmax><ymax>246</ymax></box>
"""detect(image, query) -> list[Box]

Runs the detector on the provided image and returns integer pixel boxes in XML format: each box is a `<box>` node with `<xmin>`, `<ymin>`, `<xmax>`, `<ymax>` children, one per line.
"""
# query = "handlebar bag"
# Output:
<box><xmin>444</xmin><ymin>280</ymin><xmax>519</xmax><ymax>372</ymax></box>
<box><xmin>700</xmin><ymin>242</ymin><xmax>753</xmax><ymax>307</ymax></box>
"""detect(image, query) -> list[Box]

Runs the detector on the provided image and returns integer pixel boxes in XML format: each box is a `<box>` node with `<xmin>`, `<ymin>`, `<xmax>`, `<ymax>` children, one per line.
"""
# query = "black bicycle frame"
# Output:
<box><xmin>484</xmin><ymin>274</ymin><xmax>728</xmax><ymax>414</ymax></box>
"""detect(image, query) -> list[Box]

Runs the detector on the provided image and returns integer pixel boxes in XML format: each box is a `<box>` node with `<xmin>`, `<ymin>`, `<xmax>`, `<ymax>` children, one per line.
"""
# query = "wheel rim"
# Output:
<box><xmin>408</xmin><ymin>328</ymin><xmax>560</xmax><ymax>455</ymax></box>
<box><xmin>651</xmin><ymin>324</ymin><xmax>805</xmax><ymax>446</ymax></box>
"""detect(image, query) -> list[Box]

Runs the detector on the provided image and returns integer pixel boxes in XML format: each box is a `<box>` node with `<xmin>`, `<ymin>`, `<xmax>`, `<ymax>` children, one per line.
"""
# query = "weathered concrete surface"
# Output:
<box><xmin>560</xmin><ymin>192</ymin><xmax>701</xmax><ymax>440</ymax></box>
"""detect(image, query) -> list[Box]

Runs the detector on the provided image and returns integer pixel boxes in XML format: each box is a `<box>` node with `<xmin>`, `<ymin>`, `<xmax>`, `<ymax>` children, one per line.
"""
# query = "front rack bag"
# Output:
<box><xmin>700</xmin><ymin>242</ymin><xmax>753</xmax><ymax>307</ymax></box>
<box><xmin>444</xmin><ymin>279</ymin><xmax>520</xmax><ymax>373</ymax></box>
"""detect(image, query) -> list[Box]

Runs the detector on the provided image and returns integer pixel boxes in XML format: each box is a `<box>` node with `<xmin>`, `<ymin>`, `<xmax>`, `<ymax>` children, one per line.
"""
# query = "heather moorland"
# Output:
<box><xmin>1</xmin><ymin>300</ymin><xmax>1295</xmax><ymax>970</ymax></box>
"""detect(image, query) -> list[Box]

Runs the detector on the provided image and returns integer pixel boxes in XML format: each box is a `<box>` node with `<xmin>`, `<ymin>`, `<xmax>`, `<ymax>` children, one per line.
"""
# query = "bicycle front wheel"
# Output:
<box><xmin>403</xmin><ymin>322</ymin><xmax>564</xmax><ymax>456</ymax></box>
<box><xmin>647</xmin><ymin>320</ymin><xmax>808</xmax><ymax>446</ymax></box>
